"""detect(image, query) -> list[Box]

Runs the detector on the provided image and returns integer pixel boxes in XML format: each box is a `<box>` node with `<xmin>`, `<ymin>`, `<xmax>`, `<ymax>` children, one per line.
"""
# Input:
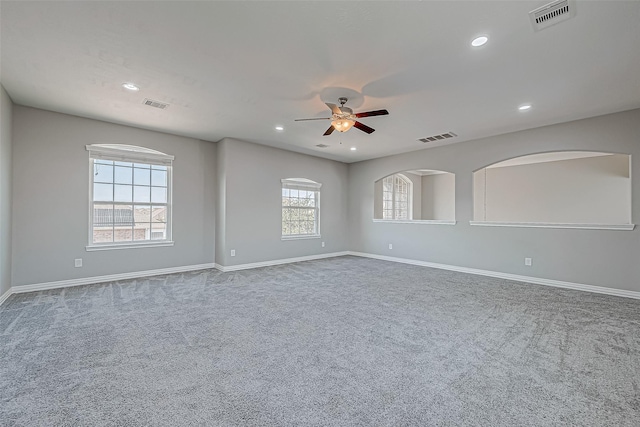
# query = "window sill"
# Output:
<box><xmin>86</xmin><ymin>241</ymin><xmax>175</xmax><ymax>251</ymax></box>
<box><xmin>281</xmin><ymin>234</ymin><xmax>321</xmax><ymax>241</ymax></box>
<box><xmin>469</xmin><ymin>221</ymin><xmax>635</xmax><ymax>231</ymax></box>
<box><xmin>373</xmin><ymin>219</ymin><xmax>456</xmax><ymax>225</ymax></box>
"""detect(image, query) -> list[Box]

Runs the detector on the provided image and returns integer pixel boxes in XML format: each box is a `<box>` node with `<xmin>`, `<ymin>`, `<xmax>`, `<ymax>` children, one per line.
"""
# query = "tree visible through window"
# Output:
<box><xmin>383</xmin><ymin>174</ymin><xmax>411</xmax><ymax>220</ymax></box>
<box><xmin>281</xmin><ymin>178</ymin><xmax>321</xmax><ymax>238</ymax></box>
<box><xmin>86</xmin><ymin>144</ymin><xmax>173</xmax><ymax>247</ymax></box>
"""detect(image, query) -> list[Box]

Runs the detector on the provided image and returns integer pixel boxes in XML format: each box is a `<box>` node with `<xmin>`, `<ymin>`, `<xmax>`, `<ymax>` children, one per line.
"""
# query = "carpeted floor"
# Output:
<box><xmin>1</xmin><ymin>256</ymin><xmax>639</xmax><ymax>426</ymax></box>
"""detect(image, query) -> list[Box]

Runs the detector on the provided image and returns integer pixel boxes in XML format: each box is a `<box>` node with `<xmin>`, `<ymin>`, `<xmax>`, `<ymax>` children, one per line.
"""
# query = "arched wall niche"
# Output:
<box><xmin>472</xmin><ymin>151</ymin><xmax>633</xmax><ymax>229</ymax></box>
<box><xmin>373</xmin><ymin>169</ymin><xmax>455</xmax><ymax>223</ymax></box>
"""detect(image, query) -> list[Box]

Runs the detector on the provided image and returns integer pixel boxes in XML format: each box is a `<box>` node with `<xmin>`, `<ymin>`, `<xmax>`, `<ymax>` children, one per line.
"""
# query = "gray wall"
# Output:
<box><xmin>215</xmin><ymin>138</ymin><xmax>349</xmax><ymax>266</ymax></box>
<box><xmin>473</xmin><ymin>154</ymin><xmax>630</xmax><ymax>223</ymax></box>
<box><xmin>421</xmin><ymin>173</ymin><xmax>455</xmax><ymax>220</ymax></box>
<box><xmin>11</xmin><ymin>107</ymin><xmax>216</xmax><ymax>286</ymax></box>
<box><xmin>0</xmin><ymin>86</ymin><xmax>12</xmax><ymax>295</ymax></box>
<box><xmin>348</xmin><ymin>109</ymin><xmax>640</xmax><ymax>293</ymax></box>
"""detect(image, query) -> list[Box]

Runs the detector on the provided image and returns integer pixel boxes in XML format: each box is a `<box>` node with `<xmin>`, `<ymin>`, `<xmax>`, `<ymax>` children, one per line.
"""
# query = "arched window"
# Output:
<box><xmin>281</xmin><ymin>178</ymin><xmax>321</xmax><ymax>239</ymax></box>
<box><xmin>86</xmin><ymin>144</ymin><xmax>174</xmax><ymax>249</ymax></box>
<box><xmin>382</xmin><ymin>174</ymin><xmax>412</xmax><ymax>220</ymax></box>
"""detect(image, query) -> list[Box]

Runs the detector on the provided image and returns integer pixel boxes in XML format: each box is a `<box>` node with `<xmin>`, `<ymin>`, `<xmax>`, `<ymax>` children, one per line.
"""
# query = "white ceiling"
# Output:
<box><xmin>1</xmin><ymin>1</ymin><xmax>639</xmax><ymax>163</ymax></box>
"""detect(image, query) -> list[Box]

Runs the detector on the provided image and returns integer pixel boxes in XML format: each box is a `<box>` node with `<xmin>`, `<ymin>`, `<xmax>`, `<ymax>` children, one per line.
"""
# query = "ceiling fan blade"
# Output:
<box><xmin>325</xmin><ymin>103</ymin><xmax>342</xmax><ymax>115</ymax></box>
<box><xmin>353</xmin><ymin>121</ymin><xmax>375</xmax><ymax>134</ymax></box>
<box><xmin>323</xmin><ymin>125</ymin><xmax>335</xmax><ymax>136</ymax></box>
<box><xmin>294</xmin><ymin>117</ymin><xmax>331</xmax><ymax>121</ymax></box>
<box><xmin>355</xmin><ymin>109</ymin><xmax>389</xmax><ymax>118</ymax></box>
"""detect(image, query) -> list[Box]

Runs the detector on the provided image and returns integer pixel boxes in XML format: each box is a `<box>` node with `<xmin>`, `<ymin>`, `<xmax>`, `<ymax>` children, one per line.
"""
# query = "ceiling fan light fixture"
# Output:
<box><xmin>332</xmin><ymin>119</ymin><xmax>355</xmax><ymax>132</ymax></box>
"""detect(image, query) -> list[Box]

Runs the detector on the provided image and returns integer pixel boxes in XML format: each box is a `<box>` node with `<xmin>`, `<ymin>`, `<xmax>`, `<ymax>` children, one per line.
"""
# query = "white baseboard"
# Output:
<box><xmin>348</xmin><ymin>252</ymin><xmax>640</xmax><ymax>300</ymax></box>
<box><xmin>9</xmin><ymin>263</ymin><xmax>216</xmax><ymax>296</ymax></box>
<box><xmin>215</xmin><ymin>251</ymin><xmax>350</xmax><ymax>272</ymax></box>
<box><xmin>0</xmin><ymin>288</ymin><xmax>11</xmax><ymax>306</ymax></box>
<box><xmin>3</xmin><ymin>252</ymin><xmax>638</xmax><ymax>306</ymax></box>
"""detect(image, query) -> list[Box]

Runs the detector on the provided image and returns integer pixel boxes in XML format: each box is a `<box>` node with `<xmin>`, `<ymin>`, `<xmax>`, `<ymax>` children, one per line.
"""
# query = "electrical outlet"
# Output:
<box><xmin>389</xmin><ymin>244</ymin><xmax>393</xmax><ymax>250</ymax></box>
<box><xmin>74</xmin><ymin>258</ymin><xmax>82</xmax><ymax>268</ymax></box>
<box><xmin>524</xmin><ymin>257</ymin><xmax>532</xmax><ymax>266</ymax></box>
<box><xmin>230</xmin><ymin>249</ymin><xmax>236</xmax><ymax>257</ymax></box>
<box><xmin>321</xmin><ymin>242</ymin><xmax>325</xmax><ymax>247</ymax></box>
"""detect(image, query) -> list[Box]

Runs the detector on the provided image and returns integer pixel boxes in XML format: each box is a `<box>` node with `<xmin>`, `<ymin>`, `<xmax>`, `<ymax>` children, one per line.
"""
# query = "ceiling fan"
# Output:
<box><xmin>295</xmin><ymin>97</ymin><xmax>389</xmax><ymax>136</ymax></box>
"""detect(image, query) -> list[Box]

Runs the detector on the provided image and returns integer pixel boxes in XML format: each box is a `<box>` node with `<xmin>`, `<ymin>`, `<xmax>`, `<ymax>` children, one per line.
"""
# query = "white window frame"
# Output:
<box><xmin>382</xmin><ymin>173</ymin><xmax>412</xmax><ymax>220</ymax></box>
<box><xmin>86</xmin><ymin>144</ymin><xmax>174</xmax><ymax>251</ymax></box>
<box><xmin>281</xmin><ymin>178</ymin><xmax>321</xmax><ymax>240</ymax></box>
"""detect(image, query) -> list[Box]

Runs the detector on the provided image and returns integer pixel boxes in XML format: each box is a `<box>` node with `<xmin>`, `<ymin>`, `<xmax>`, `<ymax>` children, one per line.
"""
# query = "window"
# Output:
<box><xmin>281</xmin><ymin>178</ymin><xmax>321</xmax><ymax>239</ymax></box>
<box><xmin>86</xmin><ymin>144</ymin><xmax>174</xmax><ymax>249</ymax></box>
<box><xmin>382</xmin><ymin>174</ymin><xmax>411</xmax><ymax>220</ymax></box>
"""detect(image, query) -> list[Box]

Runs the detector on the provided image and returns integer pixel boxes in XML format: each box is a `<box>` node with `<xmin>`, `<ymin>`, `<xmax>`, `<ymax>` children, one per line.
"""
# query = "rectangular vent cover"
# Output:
<box><xmin>315</xmin><ymin>144</ymin><xmax>329</xmax><ymax>148</ymax></box>
<box><xmin>418</xmin><ymin>132</ymin><xmax>457</xmax><ymax>143</ymax></box>
<box><xmin>143</xmin><ymin>99</ymin><xmax>169</xmax><ymax>109</ymax></box>
<box><xmin>529</xmin><ymin>0</ymin><xmax>575</xmax><ymax>32</ymax></box>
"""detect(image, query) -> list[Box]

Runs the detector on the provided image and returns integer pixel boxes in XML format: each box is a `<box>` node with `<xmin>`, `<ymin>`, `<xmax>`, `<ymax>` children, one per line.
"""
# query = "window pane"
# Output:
<box><xmin>113</xmin><ymin>205</ymin><xmax>134</xmax><ymax>227</ymax></box>
<box><xmin>114</xmin><ymin>227</ymin><xmax>133</xmax><ymax>242</ymax></box>
<box><xmin>92</xmin><ymin>203</ymin><xmax>115</xmax><ymax>244</ymax></box>
<box><xmin>151</xmin><ymin>206</ymin><xmax>167</xmax><ymax>223</ymax></box>
<box><xmin>94</xmin><ymin>183</ymin><xmax>113</xmax><ymax>202</ymax></box>
<box><xmin>134</xmin><ymin>167</ymin><xmax>151</xmax><ymax>186</ymax></box>
<box><xmin>134</xmin><ymin>185</ymin><xmax>151</xmax><ymax>203</ymax></box>
<box><xmin>114</xmin><ymin>161</ymin><xmax>132</xmax><ymax>167</ymax></box>
<box><xmin>93</xmin><ymin>203</ymin><xmax>114</xmax><ymax>227</ymax></box>
<box><xmin>94</xmin><ymin>163</ymin><xmax>113</xmax><ymax>183</ymax></box>
<box><xmin>150</xmin><ymin>224</ymin><xmax>167</xmax><ymax>240</ymax></box>
<box><xmin>290</xmin><ymin>222</ymin><xmax>299</xmax><ymax>235</ymax></box>
<box><xmin>133</xmin><ymin>224</ymin><xmax>150</xmax><ymax>241</ymax></box>
<box><xmin>134</xmin><ymin>163</ymin><xmax>151</xmax><ymax>169</ymax></box>
<box><xmin>151</xmin><ymin>187</ymin><xmax>167</xmax><ymax>203</ymax></box>
<box><xmin>114</xmin><ymin>184</ymin><xmax>132</xmax><ymax>202</ymax></box>
<box><xmin>93</xmin><ymin>228</ymin><xmax>113</xmax><ymax>243</ymax></box>
<box><xmin>151</xmin><ymin>170</ymin><xmax>167</xmax><ymax>187</ymax></box>
<box><xmin>282</xmin><ymin>207</ymin><xmax>292</xmax><ymax>221</ymax></box>
<box><xmin>113</xmin><ymin>205</ymin><xmax>134</xmax><ymax>242</ymax></box>
<box><xmin>114</xmin><ymin>166</ymin><xmax>132</xmax><ymax>184</ymax></box>
<box><xmin>282</xmin><ymin>188</ymin><xmax>290</xmax><ymax>198</ymax></box>
<box><xmin>152</xmin><ymin>165</ymin><xmax>167</xmax><ymax>171</ymax></box>
<box><xmin>300</xmin><ymin>208</ymin><xmax>314</xmax><ymax>221</ymax></box>
<box><xmin>95</xmin><ymin>159</ymin><xmax>113</xmax><ymax>166</ymax></box>
<box><xmin>134</xmin><ymin>205</ymin><xmax>152</xmax><ymax>224</ymax></box>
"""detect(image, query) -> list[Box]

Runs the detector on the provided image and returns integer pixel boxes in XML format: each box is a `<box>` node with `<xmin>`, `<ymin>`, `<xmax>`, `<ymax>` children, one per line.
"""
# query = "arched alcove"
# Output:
<box><xmin>374</xmin><ymin>170</ymin><xmax>455</xmax><ymax>222</ymax></box>
<box><xmin>472</xmin><ymin>151</ymin><xmax>632</xmax><ymax>229</ymax></box>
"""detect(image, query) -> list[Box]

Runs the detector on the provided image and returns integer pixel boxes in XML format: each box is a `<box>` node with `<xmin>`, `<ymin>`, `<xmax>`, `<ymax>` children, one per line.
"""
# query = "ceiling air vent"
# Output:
<box><xmin>143</xmin><ymin>98</ymin><xmax>169</xmax><ymax>109</ymax></box>
<box><xmin>315</xmin><ymin>144</ymin><xmax>329</xmax><ymax>148</ymax></box>
<box><xmin>418</xmin><ymin>132</ymin><xmax>457</xmax><ymax>143</ymax></box>
<box><xmin>529</xmin><ymin>0</ymin><xmax>576</xmax><ymax>32</ymax></box>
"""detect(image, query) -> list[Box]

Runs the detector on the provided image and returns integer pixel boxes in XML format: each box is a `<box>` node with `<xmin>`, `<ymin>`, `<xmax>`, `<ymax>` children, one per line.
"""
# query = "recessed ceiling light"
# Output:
<box><xmin>471</xmin><ymin>36</ymin><xmax>488</xmax><ymax>47</ymax></box>
<box><xmin>275</xmin><ymin>126</ymin><xmax>284</xmax><ymax>131</ymax></box>
<box><xmin>350</xmin><ymin>147</ymin><xmax>357</xmax><ymax>151</ymax></box>
<box><xmin>122</xmin><ymin>82</ymin><xmax>139</xmax><ymax>91</ymax></box>
<box><xmin>518</xmin><ymin>104</ymin><xmax>532</xmax><ymax>111</ymax></box>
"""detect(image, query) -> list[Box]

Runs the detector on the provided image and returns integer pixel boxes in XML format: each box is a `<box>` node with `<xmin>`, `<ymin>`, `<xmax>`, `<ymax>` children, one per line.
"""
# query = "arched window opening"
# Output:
<box><xmin>472</xmin><ymin>151</ymin><xmax>632</xmax><ymax>228</ymax></box>
<box><xmin>374</xmin><ymin>170</ymin><xmax>455</xmax><ymax>222</ymax></box>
